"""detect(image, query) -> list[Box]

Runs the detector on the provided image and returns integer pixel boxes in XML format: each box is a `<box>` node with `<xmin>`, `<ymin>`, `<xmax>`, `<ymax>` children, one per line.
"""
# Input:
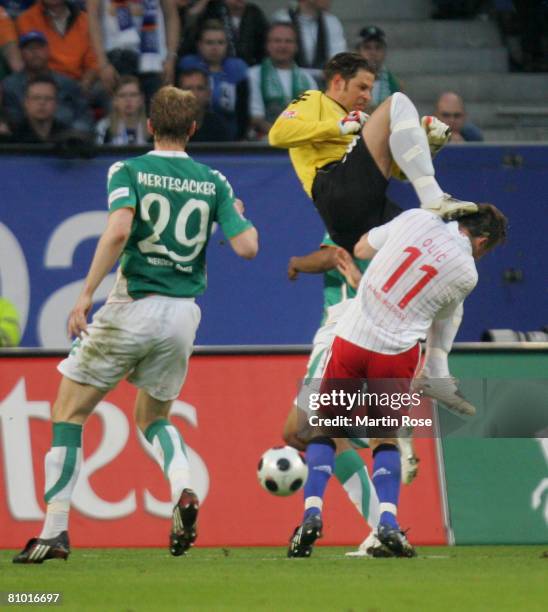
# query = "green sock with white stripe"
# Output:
<box><xmin>144</xmin><ymin>419</ymin><xmax>191</xmax><ymax>506</ymax></box>
<box><xmin>40</xmin><ymin>422</ymin><xmax>82</xmax><ymax>539</ymax></box>
<box><xmin>335</xmin><ymin>449</ymin><xmax>380</xmax><ymax>530</ymax></box>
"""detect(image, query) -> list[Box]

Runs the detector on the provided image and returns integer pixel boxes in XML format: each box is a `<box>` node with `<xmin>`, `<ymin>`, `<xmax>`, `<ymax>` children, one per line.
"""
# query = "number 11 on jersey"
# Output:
<box><xmin>381</xmin><ymin>247</ymin><xmax>438</xmax><ymax>310</ymax></box>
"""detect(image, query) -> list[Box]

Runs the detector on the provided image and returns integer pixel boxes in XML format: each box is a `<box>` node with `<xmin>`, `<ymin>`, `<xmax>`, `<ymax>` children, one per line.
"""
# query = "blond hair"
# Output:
<box><xmin>149</xmin><ymin>86</ymin><xmax>200</xmax><ymax>143</ymax></box>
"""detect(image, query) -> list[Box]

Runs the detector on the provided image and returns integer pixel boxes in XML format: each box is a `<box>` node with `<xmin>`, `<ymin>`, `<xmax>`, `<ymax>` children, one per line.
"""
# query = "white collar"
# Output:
<box><xmin>447</xmin><ymin>220</ymin><xmax>473</xmax><ymax>255</ymax></box>
<box><xmin>147</xmin><ymin>150</ymin><xmax>189</xmax><ymax>158</ymax></box>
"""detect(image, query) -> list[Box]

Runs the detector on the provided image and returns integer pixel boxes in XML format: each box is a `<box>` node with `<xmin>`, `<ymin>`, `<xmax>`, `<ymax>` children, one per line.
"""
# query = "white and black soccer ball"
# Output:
<box><xmin>257</xmin><ymin>446</ymin><xmax>308</xmax><ymax>497</ymax></box>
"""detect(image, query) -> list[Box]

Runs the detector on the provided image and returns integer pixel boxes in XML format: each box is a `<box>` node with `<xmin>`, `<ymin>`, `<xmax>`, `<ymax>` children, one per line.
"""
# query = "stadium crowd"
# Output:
<box><xmin>0</xmin><ymin>0</ymin><xmax>545</xmax><ymax>145</ymax></box>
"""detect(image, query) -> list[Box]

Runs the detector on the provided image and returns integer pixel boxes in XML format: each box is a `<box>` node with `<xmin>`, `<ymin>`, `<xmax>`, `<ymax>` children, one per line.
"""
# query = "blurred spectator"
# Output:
<box><xmin>177</xmin><ymin>0</ymin><xmax>211</xmax><ymax>56</ymax></box>
<box><xmin>0</xmin><ymin>5</ymin><xmax>23</xmax><ymax>77</ymax></box>
<box><xmin>272</xmin><ymin>0</ymin><xmax>346</xmax><ymax>82</ymax></box>
<box><xmin>356</xmin><ymin>25</ymin><xmax>401</xmax><ymax>110</ymax></box>
<box><xmin>2</xmin><ymin>31</ymin><xmax>93</xmax><ymax>132</ymax></box>
<box><xmin>178</xmin><ymin>1</ymin><xmax>268</xmax><ymax>66</ymax></box>
<box><xmin>95</xmin><ymin>75</ymin><xmax>149</xmax><ymax>144</ymax></box>
<box><xmin>0</xmin><ymin>109</ymin><xmax>12</xmax><ymax>141</ymax></box>
<box><xmin>248</xmin><ymin>22</ymin><xmax>316</xmax><ymax>139</ymax></box>
<box><xmin>0</xmin><ymin>83</ymin><xmax>12</xmax><ymax>144</ymax></box>
<box><xmin>179</xmin><ymin>19</ymin><xmax>248</xmax><ymax>139</ymax></box>
<box><xmin>434</xmin><ymin>91</ymin><xmax>483</xmax><ymax>142</ymax></box>
<box><xmin>11</xmin><ymin>74</ymin><xmax>69</xmax><ymax>142</ymax></box>
<box><xmin>178</xmin><ymin>67</ymin><xmax>230</xmax><ymax>141</ymax></box>
<box><xmin>16</xmin><ymin>0</ymin><xmax>98</xmax><ymax>92</ymax></box>
<box><xmin>0</xmin><ymin>1</ymin><xmax>35</xmax><ymax>20</ymax></box>
<box><xmin>87</xmin><ymin>0</ymin><xmax>180</xmax><ymax>105</ymax></box>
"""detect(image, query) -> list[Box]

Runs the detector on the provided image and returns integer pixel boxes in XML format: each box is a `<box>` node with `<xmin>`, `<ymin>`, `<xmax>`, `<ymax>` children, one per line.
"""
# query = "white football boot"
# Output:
<box><xmin>345</xmin><ymin>531</ymin><xmax>394</xmax><ymax>558</ymax></box>
<box><xmin>423</xmin><ymin>193</ymin><xmax>478</xmax><ymax>220</ymax></box>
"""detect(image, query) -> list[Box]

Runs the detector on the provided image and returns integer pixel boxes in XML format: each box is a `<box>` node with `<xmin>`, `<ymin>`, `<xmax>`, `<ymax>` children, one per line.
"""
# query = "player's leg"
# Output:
<box><xmin>365</xmin><ymin>344</ymin><xmax>421</xmax><ymax>557</ymax></box>
<box><xmin>134</xmin><ymin>390</ymin><xmax>198</xmax><ymax>556</ymax></box>
<box><xmin>129</xmin><ymin>296</ymin><xmax>201</xmax><ymax>556</ymax></box>
<box><xmin>363</xmin><ymin>92</ymin><xmax>477</xmax><ymax>218</ymax></box>
<box><xmin>13</xmin><ymin>378</ymin><xmax>106</xmax><ymax>564</ymax></box>
<box><xmin>135</xmin><ymin>391</ymin><xmax>192</xmax><ymax>507</ymax></box>
<box><xmin>334</xmin><ymin>438</ymin><xmax>380</xmax><ymax>531</ymax></box>
<box><xmin>369</xmin><ymin>437</ymin><xmax>401</xmax><ymax>530</ymax></box>
<box><xmin>284</xmin><ymin>322</ymin><xmax>334</xmax><ymax>452</ymax></box>
<box><xmin>282</xmin><ymin>404</ymin><xmax>309</xmax><ymax>451</ymax></box>
<box><xmin>301</xmin><ymin>337</ymin><xmax>366</xmax><ymax>524</ymax></box>
<box><xmin>289</xmin><ymin>336</ymin><xmax>365</xmax><ymax>557</ymax></box>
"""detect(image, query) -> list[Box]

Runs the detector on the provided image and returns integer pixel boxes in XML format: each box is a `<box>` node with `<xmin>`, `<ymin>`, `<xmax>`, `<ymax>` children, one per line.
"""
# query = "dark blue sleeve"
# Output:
<box><xmin>461</xmin><ymin>122</ymin><xmax>484</xmax><ymax>142</ymax></box>
<box><xmin>178</xmin><ymin>54</ymin><xmax>205</xmax><ymax>72</ymax></box>
<box><xmin>226</xmin><ymin>58</ymin><xmax>249</xmax><ymax>83</ymax></box>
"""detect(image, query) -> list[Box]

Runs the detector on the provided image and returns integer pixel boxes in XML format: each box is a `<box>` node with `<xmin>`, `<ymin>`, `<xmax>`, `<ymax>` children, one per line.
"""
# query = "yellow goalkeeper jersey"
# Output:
<box><xmin>268</xmin><ymin>90</ymin><xmax>355</xmax><ymax>198</ymax></box>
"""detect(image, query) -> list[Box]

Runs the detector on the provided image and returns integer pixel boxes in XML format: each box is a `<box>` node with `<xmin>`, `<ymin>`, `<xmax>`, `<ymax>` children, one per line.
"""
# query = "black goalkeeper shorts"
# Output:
<box><xmin>311</xmin><ymin>136</ymin><xmax>402</xmax><ymax>252</ymax></box>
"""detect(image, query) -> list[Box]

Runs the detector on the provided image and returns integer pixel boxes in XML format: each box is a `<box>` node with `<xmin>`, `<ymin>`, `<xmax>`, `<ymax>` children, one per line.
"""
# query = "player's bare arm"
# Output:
<box><xmin>229</xmin><ymin>226</ymin><xmax>259</xmax><ymax>260</ymax></box>
<box><xmin>160</xmin><ymin>0</ymin><xmax>180</xmax><ymax>85</ymax></box>
<box><xmin>67</xmin><ymin>207</ymin><xmax>135</xmax><ymax>338</ymax></box>
<box><xmin>287</xmin><ymin>247</ymin><xmax>342</xmax><ymax>280</ymax></box>
<box><xmin>353</xmin><ymin>232</ymin><xmax>378</xmax><ymax>260</ymax></box>
<box><xmin>334</xmin><ymin>248</ymin><xmax>363</xmax><ymax>289</ymax></box>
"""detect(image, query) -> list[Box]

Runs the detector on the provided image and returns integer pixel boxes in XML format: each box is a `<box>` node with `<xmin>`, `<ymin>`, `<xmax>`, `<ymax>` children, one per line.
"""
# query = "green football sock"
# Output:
<box><xmin>40</xmin><ymin>422</ymin><xmax>83</xmax><ymax>539</ymax></box>
<box><xmin>144</xmin><ymin>419</ymin><xmax>191</xmax><ymax>506</ymax></box>
<box><xmin>335</xmin><ymin>449</ymin><xmax>380</xmax><ymax>529</ymax></box>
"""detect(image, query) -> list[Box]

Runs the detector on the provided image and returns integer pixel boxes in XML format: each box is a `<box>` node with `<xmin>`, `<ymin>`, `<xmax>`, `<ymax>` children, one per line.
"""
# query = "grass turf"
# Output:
<box><xmin>2</xmin><ymin>546</ymin><xmax>547</xmax><ymax>611</ymax></box>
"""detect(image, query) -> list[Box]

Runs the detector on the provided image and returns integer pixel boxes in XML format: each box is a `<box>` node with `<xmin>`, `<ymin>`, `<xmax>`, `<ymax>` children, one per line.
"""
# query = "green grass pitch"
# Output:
<box><xmin>2</xmin><ymin>546</ymin><xmax>546</xmax><ymax>611</ymax></box>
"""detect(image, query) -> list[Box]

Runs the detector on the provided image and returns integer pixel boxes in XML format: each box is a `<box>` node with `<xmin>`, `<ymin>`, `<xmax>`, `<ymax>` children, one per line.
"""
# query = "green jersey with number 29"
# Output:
<box><xmin>107</xmin><ymin>151</ymin><xmax>253</xmax><ymax>299</ymax></box>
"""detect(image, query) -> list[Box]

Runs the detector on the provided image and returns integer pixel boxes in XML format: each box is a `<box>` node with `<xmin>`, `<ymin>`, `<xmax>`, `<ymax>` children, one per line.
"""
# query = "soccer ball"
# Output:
<box><xmin>257</xmin><ymin>446</ymin><xmax>308</xmax><ymax>497</ymax></box>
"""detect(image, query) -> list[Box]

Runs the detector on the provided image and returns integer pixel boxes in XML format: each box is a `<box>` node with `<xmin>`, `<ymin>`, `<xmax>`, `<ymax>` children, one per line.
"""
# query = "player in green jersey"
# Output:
<box><xmin>14</xmin><ymin>86</ymin><xmax>258</xmax><ymax>565</ymax></box>
<box><xmin>283</xmin><ymin>236</ymin><xmax>418</xmax><ymax>557</ymax></box>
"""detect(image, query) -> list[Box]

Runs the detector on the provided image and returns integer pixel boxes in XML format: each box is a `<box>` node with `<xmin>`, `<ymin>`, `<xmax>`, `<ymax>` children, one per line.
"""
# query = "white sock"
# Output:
<box><xmin>389</xmin><ymin>92</ymin><xmax>444</xmax><ymax>207</ymax></box>
<box><xmin>380</xmin><ymin>502</ymin><xmax>398</xmax><ymax>518</ymax></box>
<box><xmin>40</xmin><ymin>446</ymin><xmax>82</xmax><ymax>539</ymax></box>
<box><xmin>40</xmin><ymin>501</ymin><xmax>70</xmax><ymax>539</ymax></box>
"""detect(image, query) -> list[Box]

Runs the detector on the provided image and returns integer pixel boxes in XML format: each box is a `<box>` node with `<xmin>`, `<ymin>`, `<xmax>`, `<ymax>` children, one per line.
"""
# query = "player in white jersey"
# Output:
<box><xmin>14</xmin><ymin>87</ymin><xmax>258</xmax><ymax>564</ymax></box>
<box><xmin>283</xmin><ymin>241</ymin><xmax>419</xmax><ymax>558</ymax></box>
<box><xmin>289</xmin><ymin>204</ymin><xmax>508</xmax><ymax>558</ymax></box>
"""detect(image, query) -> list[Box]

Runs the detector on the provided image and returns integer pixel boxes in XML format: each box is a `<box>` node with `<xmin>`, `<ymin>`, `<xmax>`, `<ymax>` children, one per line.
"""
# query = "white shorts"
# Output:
<box><xmin>59</xmin><ymin>296</ymin><xmax>201</xmax><ymax>401</ymax></box>
<box><xmin>296</xmin><ymin>300</ymin><xmax>369</xmax><ymax>448</ymax></box>
<box><xmin>296</xmin><ymin>300</ymin><xmax>352</xmax><ymax>411</ymax></box>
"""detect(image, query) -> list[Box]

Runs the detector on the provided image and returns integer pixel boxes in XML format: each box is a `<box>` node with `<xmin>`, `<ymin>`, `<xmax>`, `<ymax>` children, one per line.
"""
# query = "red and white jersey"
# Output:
<box><xmin>335</xmin><ymin>209</ymin><xmax>478</xmax><ymax>354</ymax></box>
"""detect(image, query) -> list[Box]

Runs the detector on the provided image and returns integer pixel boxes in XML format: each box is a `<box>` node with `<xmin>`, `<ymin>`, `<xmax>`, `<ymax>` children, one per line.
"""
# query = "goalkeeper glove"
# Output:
<box><xmin>421</xmin><ymin>115</ymin><xmax>451</xmax><ymax>157</ymax></box>
<box><xmin>339</xmin><ymin>111</ymin><xmax>368</xmax><ymax>135</ymax></box>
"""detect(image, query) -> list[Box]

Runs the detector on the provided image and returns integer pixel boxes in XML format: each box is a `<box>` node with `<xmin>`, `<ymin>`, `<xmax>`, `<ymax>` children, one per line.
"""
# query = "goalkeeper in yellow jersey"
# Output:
<box><xmin>269</xmin><ymin>52</ymin><xmax>477</xmax><ymax>252</ymax></box>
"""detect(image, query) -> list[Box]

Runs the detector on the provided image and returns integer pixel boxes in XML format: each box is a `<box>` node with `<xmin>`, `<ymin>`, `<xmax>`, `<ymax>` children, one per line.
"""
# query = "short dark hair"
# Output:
<box><xmin>268</xmin><ymin>21</ymin><xmax>298</xmax><ymax>38</ymax></box>
<box><xmin>26</xmin><ymin>75</ymin><xmax>57</xmax><ymax>96</ymax></box>
<box><xmin>114</xmin><ymin>75</ymin><xmax>142</xmax><ymax>94</ymax></box>
<box><xmin>198</xmin><ymin>19</ymin><xmax>226</xmax><ymax>40</ymax></box>
<box><xmin>324</xmin><ymin>52</ymin><xmax>375</xmax><ymax>85</ymax></box>
<box><xmin>178</xmin><ymin>68</ymin><xmax>209</xmax><ymax>86</ymax></box>
<box><xmin>458</xmin><ymin>203</ymin><xmax>508</xmax><ymax>250</ymax></box>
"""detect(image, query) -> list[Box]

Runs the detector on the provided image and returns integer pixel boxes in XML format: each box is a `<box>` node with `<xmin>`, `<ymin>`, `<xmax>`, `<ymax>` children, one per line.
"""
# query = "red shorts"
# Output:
<box><xmin>319</xmin><ymin>337</ymin><xmax>421</xmax><ymax>437</ymax></box>
<box><xmin>324</xmin><ymin>336</ymin><xmax>420</xmax><ymax>381</ymax></box>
